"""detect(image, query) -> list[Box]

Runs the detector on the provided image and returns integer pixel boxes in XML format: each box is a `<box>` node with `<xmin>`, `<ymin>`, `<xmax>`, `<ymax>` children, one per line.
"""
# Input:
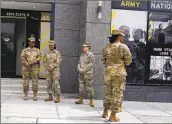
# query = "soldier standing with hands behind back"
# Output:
<box><xmin>44</xmin><ymin>40</ymin><xmax>62</xmax><ymax>103</ymax></box>
<box><xmin>75</xmin><ymin>42</ymin><xmax>95</xmax><ymax>107</ymax></box>
<box><xmin>21</xmin><ymin>36</ymin><xmax>41</xmax><ymax>101</ymax></box>
<box><xmin>102</xmin><ymin>30</ymin><xmax>132</xmax><ymax>122</ymax></box>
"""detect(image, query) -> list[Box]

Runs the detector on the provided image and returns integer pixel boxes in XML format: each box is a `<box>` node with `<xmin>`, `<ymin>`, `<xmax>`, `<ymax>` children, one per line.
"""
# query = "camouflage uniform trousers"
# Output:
<box><xmin>78</xmin><ymin>73</ymin><xmax>94</xmax><ymax>98</ymax></box>
<box><xmin>46</xmin><ymin>69</ymin><xmax>61</xmax><ymax>97</ymax></box>
<box><xmin>22</xmin><ymin>68</ymin><xmax>39</xmax><ymax>94</ymax></box>
<box><xmin>104</xmin><ymin>72</ymin><xmax>126</xmax><ymax>113</ymax></box>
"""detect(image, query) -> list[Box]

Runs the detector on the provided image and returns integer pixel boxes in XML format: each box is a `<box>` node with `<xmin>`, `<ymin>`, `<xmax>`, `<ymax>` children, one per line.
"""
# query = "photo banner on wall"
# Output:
<box><xmin>111</xmin><ymin>9</ymin><xmax>147</xmax><ymax>84</ymax></box>
<box><xmin>149</xmin><ymin>48</ymin><xmax>172</xmax><ymax>83</ymax></box>
<box><xmin>148</xmin><ymin>12</ymin><xmax>172</xmax><ymax>45</ymax></box>
<box><xmin>147</xmin><ymin>5</ymin><xmax>172</xmax><ymax>84</ymax></box>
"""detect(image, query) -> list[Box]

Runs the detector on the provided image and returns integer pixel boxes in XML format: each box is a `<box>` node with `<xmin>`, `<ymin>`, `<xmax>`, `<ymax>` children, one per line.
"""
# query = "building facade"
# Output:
<box><xmin>1</xmin><ymin>0</ymin><xmax>172</xmax><ymax>102</ymax></box>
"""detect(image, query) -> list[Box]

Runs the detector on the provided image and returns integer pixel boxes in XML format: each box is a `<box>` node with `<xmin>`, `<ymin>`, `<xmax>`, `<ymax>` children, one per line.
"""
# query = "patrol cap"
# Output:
<box><xmin>82</xmin><ymin>42</ymin><xmax>91</xmax><ymax>47</ymax></box>
<box><xmin>49</xmin><ymin>40</ymin><xmax>56</xmax><ymax>45</ymax></box>
<box><xmin>108</xmin><ymin>29</ymin><xmax>125</xmax><ymax>38</ymax></box>
<box><xmin>28</xmin><ymin>37</ymin><xmax>36</xmax><ymax>42</ymax></box>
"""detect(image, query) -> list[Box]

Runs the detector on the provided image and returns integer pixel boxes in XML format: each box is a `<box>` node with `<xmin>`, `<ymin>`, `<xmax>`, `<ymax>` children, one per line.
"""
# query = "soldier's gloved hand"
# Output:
<box><xmin>32</xmin><ymin>60</ymin><xmax>37</xmax><ymax>64</ymax></box>
<box><xmin>47</xmin><ymin>66</ymin><xmax>53</xmax><ymax>72</ymax></box>
<box><xmin>47</xmin><ymin>66</ymin><xmax>51</xmax><ymax>71</ymax></box>
<box><xmin>28</xmin><ymin>61</ymin><xmax>34</xmax><ymax>65</ymax></box>
<box><xmin>25</xmin><ymin>62</ymin><xmax>29</xmax><ymax>66</ymax></box>
<box><xmin>25</xmin><ymin>62</ymin><xmax>30</xmax><ymax>68</ymax></box>
<box><xmin>78</xmin><ymin>68</ymin><xmax>84</xmax><ymax>74</ymax></box>
<box><xmin>80</xmin><ymin>69</ymin><xmax>84</xmax><ymax>73</ymax></box>
<box><xmin>78</xmin><ymin>68</ymin><xmax>81</xmax><ymax>72</ymax></box>
<box><xmin>32</xmin><ymin>60</ymin><xmax>38</xmax><ymax>65</ymax></box>
<box><xmin>30</xmin><ymin>60</ymin><xmax>39</xmax><ymax>65</ymax></box>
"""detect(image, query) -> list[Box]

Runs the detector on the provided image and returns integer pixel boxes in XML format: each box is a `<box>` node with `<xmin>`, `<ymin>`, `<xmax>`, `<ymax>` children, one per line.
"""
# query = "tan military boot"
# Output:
<box><xmin>54</xmin><ymin>96</ymin><xmax>60</xmax><ymax>103</ymax></box>
<box><xmin>89</xmin><ymin>98</ymin><xmax>94</xmax><ymax>107</ymax></box>
<box><xmin>33</xmin><ymin>93</ymin><xmax>38</xmax><ymax>101</ymax></box>
<box><xmin>119</xmin><ymin>102</ymin><xmax>123</xmax><ymax>112</ymax></box>
<box><xmin>109</xmin><ymin>111</ymin><xmax>120</xmax><ymax>122</ymax></box>
<box><xmin>23</xmin><ymin>92</ymin><xmax>28</xmax><ymax>100</ymax></box>
<box><xmin>119</xmin><ymin>106</ymin><xmax>122</xmax><ymax>112</ymax></box>
<box><xmin>75</xmin><ymin>97</ymin><xmax>83</xmax><ymax>104</ymax></box>
<box><xmin>102</xmin><ymin>108</ymin><xmax>108</xmax><ymax>118</ymax></box>
<box><xmin>45</xmin><ymin>95</ymin><xmax>53</xmax><ymax>102</ymax></box>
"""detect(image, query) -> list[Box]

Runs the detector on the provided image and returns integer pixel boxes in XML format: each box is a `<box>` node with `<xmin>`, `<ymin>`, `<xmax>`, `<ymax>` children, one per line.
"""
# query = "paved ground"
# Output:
<box><xmin>1</xmin><ymin>94</ymin><xmax>172</xmax><ymax>123</ymax></box>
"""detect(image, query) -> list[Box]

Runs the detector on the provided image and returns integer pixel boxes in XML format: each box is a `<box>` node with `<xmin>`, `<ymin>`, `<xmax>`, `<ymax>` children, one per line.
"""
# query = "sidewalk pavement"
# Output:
<box><xmin>1</xmin><ymin>94</ymin><xmax>172</xmax><ymax>123</ymax></box>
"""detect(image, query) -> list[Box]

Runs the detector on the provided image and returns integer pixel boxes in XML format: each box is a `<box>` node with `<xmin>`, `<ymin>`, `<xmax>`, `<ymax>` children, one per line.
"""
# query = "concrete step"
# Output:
<box><xmin>1</xmin><ymin>85</ymin><xmax>47</xmax><ymax>91</ymax></box>
<box><xmin>1</xmin><ymin>78</ymin><xmax>59</xmax><ymax>97</ymax></box>
<box><xmin>1</xmin><ymin>78</ymin><xmax>78</xmax><ymax>99</ymax></box>
<box><xmin>1</xmin><ymin>90</ymin><xmax>47</xmax><ymax>97</ymax></box>
<box><xmin>1</xmin><ymin>78</ymin><xmax>47</xmax><ymax>95</ymax></box>
<box><xmin>1</xmin><ymin>90</ymin><xmax>78</xmax><ymax>99</ymax></box>
<box><xmin>1</xmin><ymin>93</ymin><xmax>46</xmax><ymax>98</ymax></box>
<box><xmin>1</xmin><ymin>79</ymin><xmax>47</xmax><ymax>85</ymax></box>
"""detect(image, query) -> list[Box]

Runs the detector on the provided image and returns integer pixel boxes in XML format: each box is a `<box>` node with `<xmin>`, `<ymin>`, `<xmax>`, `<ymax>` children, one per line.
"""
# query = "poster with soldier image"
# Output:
<box><xmin>148</xmin><ymin>12</ymin><xmax>172</xmax><ymax>44</ymax></box>
<box><xmin>150</xmin><ymin>56</ymin><xmax>172</xmax><ymax>81</ymax></box>
<box><xmin>111</xmin><ymin>9</ymin><xmax>147</xmax><ymax>84</ymax></box>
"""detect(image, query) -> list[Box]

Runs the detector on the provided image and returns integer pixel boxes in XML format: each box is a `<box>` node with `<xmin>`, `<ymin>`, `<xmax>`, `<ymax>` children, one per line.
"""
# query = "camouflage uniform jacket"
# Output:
<box><xmin>43</xmin><ymin>50</ymin><xmax>61</xmax><ymax>71</ymax></box>
<box><xmin>78</xmin><ymin>52</ymin><xmax>95</xmax><ymax>74</ymax></box>
<box><xmin>21</xmin><ymin>47</ymin><xmax>41</xmax><ymax>70</ymax></box>
<box><xmin>102</xmin><ymin>42</ymin><xmax>132</xmax><ymax>77</ymax></box>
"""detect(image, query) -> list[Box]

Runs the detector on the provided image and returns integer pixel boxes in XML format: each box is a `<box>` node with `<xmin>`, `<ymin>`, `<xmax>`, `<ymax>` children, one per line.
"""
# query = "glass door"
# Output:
<box><xmin>1</xmin><ymin>18</ymin><xmax>16</xmax><ymax>77</ymax></box>
<box><xmin>15</xmin><ymin>18</ymin><xmax>26</xmax><ymax>76</ymax></box>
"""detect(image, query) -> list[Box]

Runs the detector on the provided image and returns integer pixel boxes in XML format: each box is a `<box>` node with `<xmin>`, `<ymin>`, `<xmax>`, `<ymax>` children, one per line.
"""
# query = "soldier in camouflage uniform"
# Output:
<box><xmin>21</xmin><ymin>36</ymin><xmax>41</xmax><ymax>101</ymax></box>
<box><xmin>43</xmin><ymin>40</ymin><xmax>62</xmax><ymax>103</ymax></box>
<box><xmin>101</xmin><ymin>30</ymin><xmax>132</xmax><ymax>122</ymax></box>
<box><xmin>75</xmin><ymin>42</ymin><xmax>95</xmax><ymax>107</ymax></box>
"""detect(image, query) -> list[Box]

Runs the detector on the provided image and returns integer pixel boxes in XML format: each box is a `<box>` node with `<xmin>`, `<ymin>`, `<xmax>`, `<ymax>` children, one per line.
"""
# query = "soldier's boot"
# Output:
<box><xmin>33</xmin><ymin>93</ymin><xmax>38</xmax><ymax>101</ymax></box>
<box><xmin>109</xmin><ymin>111</ymin><xmax>120</xmax><ymax>122</ymax></box>
<box><xmin>23</xmin><ymin>93</ymin><xmax>28</xmax><ymax>100</ymax></box>
<box><xmin>89</xmin><ymin>98</ymin><xmax>94</xmax><ymax>107</ymax></box>
<box><xmin>45</xmin><ymin>95</ymin><xmax>53</xmax><ymax>102</ymax></box>
<box><xmin>119</xmin><ymin>104</ymin><xmax>122</xmax><ymax>112</ymax></box>
<box><xmin>54</xmin><ymin>96</ymin><xmax>60</xmax><ymax>103</ymax></box>
<box><xmin>102</xmin><ymin>108</ymin><xmax>108</xmax><ymax>118</ymax></box>
<box><xmin>75</xmin><ymin>97</ymin><xmax>83</xmax><ymax>104</ymax></box>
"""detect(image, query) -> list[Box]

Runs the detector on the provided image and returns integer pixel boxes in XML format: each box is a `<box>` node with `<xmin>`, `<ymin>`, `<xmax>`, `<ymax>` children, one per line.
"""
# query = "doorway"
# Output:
<box><xmin>1</xmin><ymin>1</ymin><xmax>52</xmax><ymax>78</ymax></box>
<box><xmin>1</xmin><ymin>18</ymin><xmax>26</xmax><ymax>77</ymax></box>
<box><xmin>15</xmin><ymin>19</ymin><xmax>27</xmax><ymax>76</ymax></box>
<box><xmin>1</xmin><ymin>14</ymin><xmax>41</xmax><ymax>77</ymax></box>
<box><xmin>1</xmin><ymin>18</ymin><xmax>16</xmax><ymax>77</ymax></box>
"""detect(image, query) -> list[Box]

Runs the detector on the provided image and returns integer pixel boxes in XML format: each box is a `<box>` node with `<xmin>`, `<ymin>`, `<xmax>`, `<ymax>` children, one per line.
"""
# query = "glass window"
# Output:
<box><xmin>111</xmin><ymin>9</ymin><xmax>148</xmax><ymax>84</ymax></box>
